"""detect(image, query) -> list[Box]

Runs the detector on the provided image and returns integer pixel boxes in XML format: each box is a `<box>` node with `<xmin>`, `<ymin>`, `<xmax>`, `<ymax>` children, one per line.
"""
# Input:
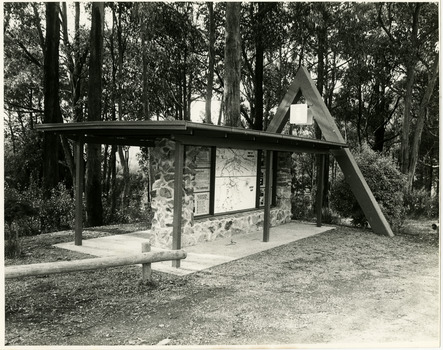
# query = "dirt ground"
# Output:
<box><xmin>4</xmin><ymin>221</ymin><xmax>440</xmax><ymax>347</ymax></box>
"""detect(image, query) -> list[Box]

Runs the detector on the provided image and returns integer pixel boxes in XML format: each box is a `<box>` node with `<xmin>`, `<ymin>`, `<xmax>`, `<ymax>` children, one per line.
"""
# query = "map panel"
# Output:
<box><xmin>215</xmin><ymin>149</ymin><xmax>257</xmax><ymax>177</ymax></box>
<box><xmin>214</xmin><ymin>176</ymin><xmax>256</xmax><ymax>213</ymax></box>
<box><xmin>214</xmin><ymin>148</ymin><xmax>258</xmax><ymax>214</ymax></box>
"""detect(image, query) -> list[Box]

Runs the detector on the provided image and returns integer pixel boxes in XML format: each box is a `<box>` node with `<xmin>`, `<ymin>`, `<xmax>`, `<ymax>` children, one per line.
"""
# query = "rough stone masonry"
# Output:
<box><xmin>148</xmin><ymin>138</ymin><xmax>292</xmax><ymax>249</ymax></box>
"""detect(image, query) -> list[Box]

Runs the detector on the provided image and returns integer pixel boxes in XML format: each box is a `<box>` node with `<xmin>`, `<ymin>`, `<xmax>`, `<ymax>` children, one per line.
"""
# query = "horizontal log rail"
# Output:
<box><xmin>5</xmin><ymin>245</ymin><xmax>186</xmax><ymax>279</ymax></box>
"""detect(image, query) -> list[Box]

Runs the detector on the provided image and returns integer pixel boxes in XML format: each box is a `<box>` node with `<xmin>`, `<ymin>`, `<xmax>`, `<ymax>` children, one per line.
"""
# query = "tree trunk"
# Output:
<box><xmin>217</xmin><ymin>94</ymin><xmax>224</xmax><ymax>126</ymax></box>
<box><xmin>357</xmin><ymin>83</ymin><xmax>363</xmax><ymax>147</ymax></box>
<box><xmin>315</xmin><ymin>7</ymin><xmax>329</xmax><ymax>211</ymax></box>
<box><xmin>115</xmin><ymin>4</ymin><xmax>131</xmax><ymax>209</ymax></box>
<box><xmin>407</xmin><ymin>56</ymin><xmax>439</xmax><ymax>191</ymax></box>
<box><xmin>85</xmin><ymin>2</ymin><xmax>104</xmax><ymax>227</ymax></box>
<box><xmin>43</xmin><ymin>2</ymin><xmax>62</xmax><ymax>197</ymax></box>
<box><xmin>205</xmin><ymin>2</ymin><xmax>215</xmax><ymax>124</ymax></box>
<box><xmin>400</xmin><ymin>4</ymin><xmax>421</xmax><ymax>174</ymax></box>
<box><xmin>108</xmin><ymin>7</ymin><xmax>118</xmax><ymax>219</ymax></box>
<box><xmin>253</xmin><ymin>3</ymin><xmax>264</xmax><ymax>131</ymax></box>
<box><xmin>224</xmin><ymin>2</ymin><xmax>242</xmax><ymax>127</ymax></box>
<box><xmin>118</xmin><ymin>146</ymin><xmax>130</xmax><ymax>207</ymax></box>
<box><xmin>141</xmin><ymin>19</ymin><xmax>150</xmax><ymax>119</ymax></box>
<box><xmin>110</xmin><ymin>145</ymin><xmax>117</xmax><ymax>218</ymax></box>
<box><xmin>372</xmin><ymin>81</ymin><xmax>386</xmax><ymax>152</ymax></box>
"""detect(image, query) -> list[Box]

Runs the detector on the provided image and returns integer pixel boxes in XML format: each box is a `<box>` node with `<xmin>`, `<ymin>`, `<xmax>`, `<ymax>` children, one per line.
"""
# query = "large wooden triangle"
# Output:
<box><xmin>268</xmin><ymin>66</ymin><xmax>394</xmax><ymax>237</ymax></box>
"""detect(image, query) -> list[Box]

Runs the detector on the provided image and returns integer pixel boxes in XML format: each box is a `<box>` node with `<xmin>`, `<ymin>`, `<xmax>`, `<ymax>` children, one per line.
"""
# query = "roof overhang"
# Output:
<box><xmin>36</xmin><ymin>120</ymin><xmax>347</xmax><ymax>154</ymax></box>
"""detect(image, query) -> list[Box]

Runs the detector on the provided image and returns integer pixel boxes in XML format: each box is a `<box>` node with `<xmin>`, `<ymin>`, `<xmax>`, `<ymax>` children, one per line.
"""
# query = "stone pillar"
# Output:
<box><xmin>149</xmin><ymin>139</ymin><xmax>196</xmax><ymax>249</ymax></box>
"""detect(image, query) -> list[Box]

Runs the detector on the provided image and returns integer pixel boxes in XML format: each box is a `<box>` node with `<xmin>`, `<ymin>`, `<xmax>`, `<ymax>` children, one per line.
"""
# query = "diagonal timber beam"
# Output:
<box><xmin>267</xmin><ymin>67</ymin><xmax>394</xmax><ymax>237</ymax></box>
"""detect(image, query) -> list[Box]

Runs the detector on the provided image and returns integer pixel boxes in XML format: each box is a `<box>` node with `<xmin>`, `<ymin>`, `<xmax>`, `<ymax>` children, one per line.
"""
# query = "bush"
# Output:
<box><xmin>39</xmin><ymin>182</ymin><xmax>76</xmax><ymax>232</ymax></box>
<box><xmin>4</xmin><ymin>181</ymin><xmax>75</xmax><ymax>238</ymax></box>
<box><xmin>404</xmin><ymin>188</ymin><xmax>439</xmax><ymax>219</ymax></box>
<box><xmin>4</xmin><ymin>185</ymin><xmax>37</xmax><ymax>257</ymax></box>
<box><xmin>291</xmin><ymin>191</ymin><xmax>313</xmax><ymax>220</ymax></box>
<box><xmin>330</xmin><ymin>144</ymin><xmax>407</xmax><ymax>231</ymax></box>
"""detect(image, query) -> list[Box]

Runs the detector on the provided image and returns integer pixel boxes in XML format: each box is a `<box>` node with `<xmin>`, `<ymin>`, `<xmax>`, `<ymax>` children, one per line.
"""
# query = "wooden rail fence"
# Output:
<box><xmin>5</xmin><ymin>243</ymin><xmax>186</xmax><ymax>281</ymax></box>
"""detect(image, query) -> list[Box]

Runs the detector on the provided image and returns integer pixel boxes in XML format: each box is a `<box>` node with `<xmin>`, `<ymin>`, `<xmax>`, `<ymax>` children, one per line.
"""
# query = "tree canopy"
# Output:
<box><xmin>4</xmin><ymin>2</ymin><xmax>439</xmax><ymax>224</ymax></box>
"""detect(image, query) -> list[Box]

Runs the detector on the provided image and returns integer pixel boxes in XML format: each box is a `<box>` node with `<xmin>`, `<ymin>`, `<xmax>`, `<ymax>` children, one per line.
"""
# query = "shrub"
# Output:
<box><xmin>291</xmin><ymin>191</ymin><xmax>313</xmax><ymax>220</ymax></box>
<box><xmin>330</xmin><ymin>144</ymin><xmax>407</xmax><ymax>231</ymax></box>
<box><xmin>39</xmin><ymin>182</ymin><xmax>76</xmax><ymax>232</ymax></box>
<box><xmin>4</xmin><ymin>185</ymin><xmax>38</xmax><ymax>257</ymax></box>
<box><xmin>4</xmin><ymin>181</ymin><xmax>75</xmax><ymax>239</ymax></box>
<box><xmin>404</xmin><ymin>188</ymin><xmax>439</xmax><ymax>219</ymax></box>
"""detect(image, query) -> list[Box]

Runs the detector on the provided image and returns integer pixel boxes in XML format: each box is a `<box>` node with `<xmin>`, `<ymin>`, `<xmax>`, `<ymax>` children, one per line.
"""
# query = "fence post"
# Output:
<box><xmin>141</xmin><ymin>242</ymin><xmax>152</xmax><ymax>283</ymax></box>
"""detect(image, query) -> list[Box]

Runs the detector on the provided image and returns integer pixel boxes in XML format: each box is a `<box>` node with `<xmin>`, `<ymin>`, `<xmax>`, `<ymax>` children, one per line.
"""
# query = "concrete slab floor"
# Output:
<box><xmin>54</xmin><ymin>221</ymin><xmax>335</xmax><ymax>276</ymax></box>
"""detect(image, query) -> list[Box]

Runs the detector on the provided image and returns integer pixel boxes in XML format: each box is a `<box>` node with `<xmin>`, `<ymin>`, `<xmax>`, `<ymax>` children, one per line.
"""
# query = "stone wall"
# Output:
<box><xmin>149</xmin><ymin>139</ymin><xmax>292</xmax><ymax>249</ymax></box>
<box><xmin>148</xmin><ymin>139</ymin><xmax>196</xmax><ymax>248</ymax></box>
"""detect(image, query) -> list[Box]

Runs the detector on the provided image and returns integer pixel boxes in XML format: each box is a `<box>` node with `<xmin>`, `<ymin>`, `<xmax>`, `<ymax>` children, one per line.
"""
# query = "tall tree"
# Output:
<box><xmin>60</xmin><ymin>2</ymin><xmax>89</xmax><ymax>183</ymax></box>
<box><xmin>378</xmin><ymin>3</ymin><xmax>421</xmax><ymax>173</ymax></box>
<box><xmin>114</xmin><ymin>3</ymin><xmax>131</xmax><ymax>207</ymax></box>
<box><xmin>42</xmin><ymin>2</ymin><xmax>62</xmax><ymax>196</ymax></box>
<box><xmin>224</xmin><ymin>2</ymin><xmax>242</xmax><ymax>127</ymax></box>
<box><xmin>252</xmin><ymin>2</ymin><xmax>265</xmax><ymax>131</ymax></box>
<box><xmin>407</xmin><ymin>55</ymin><xmax>439</xmax><ymax>190</ymax></box>
<box><xmin>204</xmin><ymin>2</ymin><xmax>215</xmax><ymax>124</ymax></box>
<box><xmin>85</xmin><ymin>2</ymin><xmax>104</xmax><ymax>226</ymax></box>
<box><xmin>399</xmin><ymin>4</ymin><xmax>421</xmax><ymax>174</ymax></box>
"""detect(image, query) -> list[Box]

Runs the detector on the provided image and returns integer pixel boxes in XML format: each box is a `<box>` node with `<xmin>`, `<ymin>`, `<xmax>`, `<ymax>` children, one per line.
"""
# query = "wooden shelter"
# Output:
<box><xmin>36</xmin><ymin>67</ymin><xmax>393</xmax><ymax>267</ymax></box>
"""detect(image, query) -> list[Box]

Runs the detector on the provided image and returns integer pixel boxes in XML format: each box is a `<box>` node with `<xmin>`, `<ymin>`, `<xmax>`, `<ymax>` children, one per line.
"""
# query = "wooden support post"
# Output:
<box><xmin>263</xmin><ymin>150</ymin><xmax>273</xmax><ymax>242</ymax></box>
<box><xmin>141</xmin><ymin>242</ymin><xmax>152</xmax><ymax>283</ymax></box>
<box><xmin>75</xmin><ymin>139</ymin><xmax>84</xmax><ymax>246</ymax></box>
<box><xmin>316</xmin><ymin>154</ymin><xmax>326</xmax><ymax>227</ymax></box>
<box><xmin>172</xmin><ymin>141</ymin><xmax>184</xmax><ymax>268</ymax></box>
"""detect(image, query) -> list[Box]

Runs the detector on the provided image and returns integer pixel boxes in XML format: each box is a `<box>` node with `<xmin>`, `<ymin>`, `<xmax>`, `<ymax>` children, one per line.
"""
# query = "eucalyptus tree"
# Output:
<box><xmin>59</xmin><ymin>2</ymin><xmax>90</xmax><ymax>183</ymax></box>
<box><xmin>204</xmin><ymin>2</ymin><xmax>216</xmax><ymax>123</ymax></box>
<box><xmin>42</xmin><ymin>2</ymin><xmax>64</xmax><ymax>196</ymax></box>
<box><xmin>4</xmin><ymin>3</ymin><xmax>46</xmax><ymax>189</ymax></box>
<box><xmin>224</xmin><ymin>2</ymin><xmax>242</xmax><ymax>127</ymax></box>
<box><xmin>377</xmin><ymin>2</ymin><xmax>439</xmax><ymax>179</ymax></box>
<box><xmin>333</xmin><ymin>2</ymin><xmax>401</xmax><ymax>152</ymax></box>
<box><xmin>196</xmin><ymin>2</ymin><xmax>226</xmax><ymax>124</ymax></box>
<box><xmin>3</xmin><ymin>2</ymin><xmax>75</xmax><ymax>192</ymax></box>
<box><xmin>240</xmin><ymin>2</ymin><xmax>289</xmax><ymax>130</ymax></box>
<box><xmin>131</xmin><ymin>3</ymin><xmax>207</xmax><ymax>121</ymax></box>
<box><xmin>85</xmin><ymin>2</ymin><xmax>105</xmax><ymax>227</ymax></box>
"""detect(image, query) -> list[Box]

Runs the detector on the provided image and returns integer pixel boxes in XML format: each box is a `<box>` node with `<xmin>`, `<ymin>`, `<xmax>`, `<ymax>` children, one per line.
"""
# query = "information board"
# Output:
<box><xmin>214</xmin><ymin>148</ymin><xmax>258</xmax><ymax>214</ymax></box>
<box><xmin>194</xmin><ymin>168</ymin><xmax>211</xmax><ymax>192</ymax></box>
<box><xmin>194</xmin><ymin>192</ymin><xmax>210</xmax><ymax>216</ymax></box>
<box><xmin>193</xmin><ymin>147</ymin><xmax>212</xmax><ymax>217</ymax></box>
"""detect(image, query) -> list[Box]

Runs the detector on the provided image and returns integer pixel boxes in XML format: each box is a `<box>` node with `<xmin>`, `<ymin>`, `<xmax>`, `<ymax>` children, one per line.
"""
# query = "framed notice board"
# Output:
<box><xmin>193</xmin><ymin>147</ymin><xmax>212</xmax><ymax>216</ymax></box>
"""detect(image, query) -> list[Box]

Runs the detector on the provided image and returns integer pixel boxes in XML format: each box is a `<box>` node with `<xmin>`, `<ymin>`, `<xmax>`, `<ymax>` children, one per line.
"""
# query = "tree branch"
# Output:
<box><xmin>377</xmin><ymin>4</ymin><xmax>399</xmax><ymax>45</ymax></box>
<box><xmin>6</xmin><ymin>30</ymin><xmax>42</xmax><ymax>67</ymax></box>
<box><xmin>5</xmin><ymin>102</ymin><xmax>44</xmax><ymax>114</ymax></box>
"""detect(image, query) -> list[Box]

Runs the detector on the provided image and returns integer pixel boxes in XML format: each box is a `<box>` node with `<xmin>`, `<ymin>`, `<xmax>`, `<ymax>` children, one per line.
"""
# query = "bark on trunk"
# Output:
<box><xmin>253</xmin><ymin>3</ymin><xmax>264</xmax><ymax>131</ymax></box>
<box><xmin>43</xmin><ymin>2</ymin><xmax>62</xmax><ymax>197</ymax></box>
<box><xmin>407</xmin><ymin>56</ymin><xmax>439</xmax><ymax>190</ymax></box>
<box><xmin>85</xmin><ymin>2</ymin><xmax>104</xmax><ymax>227</ymax></box>
<box><xmin>224</xmin><ymin>2</ymin><xmax>242</xmax><ymax>127</ymax></box>
<box><xmin>205</xmin><ymin>2</ymin><xmax>215</xmax><ymax>124</ymax></box>
<box><xmin>400</xmin><ymin>4</ymin><xmax>421</xmax><ymax>174</ymax></box>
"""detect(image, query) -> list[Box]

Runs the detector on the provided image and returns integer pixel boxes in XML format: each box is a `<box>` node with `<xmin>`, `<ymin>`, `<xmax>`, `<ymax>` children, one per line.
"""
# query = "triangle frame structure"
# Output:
<box><xmin>268</xmin><ymin>66</ymin><xmax>394</xmax><ymax>237</ymax></box>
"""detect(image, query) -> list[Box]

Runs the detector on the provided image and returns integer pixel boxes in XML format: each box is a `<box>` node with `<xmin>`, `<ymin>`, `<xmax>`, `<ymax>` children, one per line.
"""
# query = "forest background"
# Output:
<box><xmin>3</xmin><ymin>2</ymin><xmax>439</xmax><ymax>251</ymax></box>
